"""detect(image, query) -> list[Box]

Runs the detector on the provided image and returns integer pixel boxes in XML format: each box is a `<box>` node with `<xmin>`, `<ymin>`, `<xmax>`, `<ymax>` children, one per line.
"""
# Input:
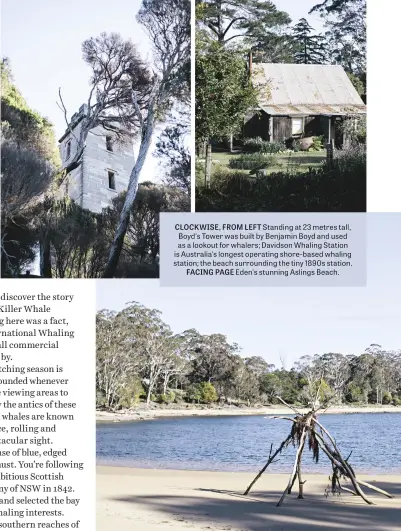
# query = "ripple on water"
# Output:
<box><xmin>96</xmin><ymin>413</ymin><xmax>401</xmax><ymax>474</ymax></box>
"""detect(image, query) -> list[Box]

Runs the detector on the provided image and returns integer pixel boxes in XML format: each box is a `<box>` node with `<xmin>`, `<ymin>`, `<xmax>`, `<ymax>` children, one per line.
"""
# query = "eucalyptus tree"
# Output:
<box><xmin>96</xmin><ymin>309</ymin><xmax>145</xmax><ymax>408</ymax></box>
<box><xmin>59</xmin><ymin>32</ymin><xmax>152</xmax><ymax>177</ymax></box>
<box><xmin>156</xmin><ymin>124</ymin><xmax>191</xmax><ymax>194</ymax></box>
<box><xmin>159</xmin><ymin>335</ymin><xmax>189</xmax><ymax>394</ymax></box>
<box><xmin>318</xmin><ymin>352</ymin><xmax>350</xmax><ymax>403</ymax></box>
<box><xmin>196</xmin><ymin>0</ymin><xmax>291</xmax><ymax>47</ymax></box>
<box><xmin>120</xmin><ymin>302</ymin><xmax>176</xmax><ymax>405</ymax></box>
<box><xmin>190</xmin><ymin>332</ymin><xmax>240</xmax><ymax>385</ymax></box>
<box><xmin>245</xmin><ymin>356</ymin><xmax>275</xmax><ymax>378</ymax></box>
<box><xmin>104</xmin><ymin>0</ymin><xmax>190</xmax><ymax>277</ymax></box>
<box><xmin>294</xmin><ymin>354</ymin><xmax>326</xmax><ymax>404</ymax></box>
<box><xmin>196</xmin><ymin>40</ymin><xmax>258</xmax><ymax>144</ymax></box>
<box><xmin>310</xmin><ymin>0</ymin><xmax>366</xmax><ymax>76</ymax></box>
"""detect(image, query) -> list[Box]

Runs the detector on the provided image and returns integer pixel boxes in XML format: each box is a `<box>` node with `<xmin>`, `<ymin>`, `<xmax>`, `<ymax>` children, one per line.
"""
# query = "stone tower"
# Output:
<box><xmin>58</xmin><ymin>104</ymin><xmax>136</xmax><ymax>213</ymax></box>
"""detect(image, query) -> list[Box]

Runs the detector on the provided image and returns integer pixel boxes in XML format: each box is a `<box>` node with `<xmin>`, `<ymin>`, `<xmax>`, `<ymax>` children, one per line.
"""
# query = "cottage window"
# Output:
<box><xmin>108</xmin><ymin>171</ymin><xmax>116</xmax><ymax>190</ymax></box>
<box><xmin>292</xmin><ymin>118</ymin><xmax>304</xmax><ymax>136</ymax></box>
<box><xmin>106</xmin><ymin>136</ymin><xmax>114</xmax><ymax>152</ymax></box>
<box><xmin>66</xmin><ymin>140</ymin><xmax>72</xmax><ymax>160</ymax></box>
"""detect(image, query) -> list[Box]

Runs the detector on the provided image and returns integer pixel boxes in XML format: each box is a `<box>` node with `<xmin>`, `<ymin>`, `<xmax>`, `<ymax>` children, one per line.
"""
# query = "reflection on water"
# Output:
<box><xmin>96</xmin><ymin>413</ymin><xmax>401</xmax><ymax>473</ymax></box>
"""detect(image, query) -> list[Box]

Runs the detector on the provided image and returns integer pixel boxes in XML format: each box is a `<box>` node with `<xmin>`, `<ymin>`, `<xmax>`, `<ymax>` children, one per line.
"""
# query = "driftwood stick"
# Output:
<box><xmin>277</xmin><ymin>426</ymin><xmax>308</xmax><ymax>507</ymax></box>
<box><xmin>313</xmin><ymin>431</ymin><xmax>373</xmax><ymax>505</ymax></box>
<box><xmin>339</xmin><ymin>483</ymin><xmax>358</xmax><ymax>496</ymax></box>
<box><xmin>288</xmin><ymin>469</ymin><xmax>298</xmax><ymax>494</ymax></box>
<box><xmin>273</xmin><ymin>416</ymin><xmax>298</xmax><ymax>422</ymax></box>
<box><xmin>243</xmin><ymin>436</ymin><xmax>292</xmax><ymax>495</ymax></box>
<box><xmin>357</xmin><ymin>479</ymin><xmax>394</xmax><ymax>499</ymax></box>
<box><xmin>314</xmin><ymin>421</ymin><xmax>375</xmax><ymax>502</ymax></box>
<box><xmin>332</xmin><ymin>465</ymin><xmax>357</xmax><ymax>496</ymax></box>
<box><xmin>297</xmin><ymin>454</ymin><xmax>305</xmax><ymax>499</ymax></box>
<box><xmin>275</xmin><ymin>396</ymin><xmax>302</xmax><ymax>415</ymax></box>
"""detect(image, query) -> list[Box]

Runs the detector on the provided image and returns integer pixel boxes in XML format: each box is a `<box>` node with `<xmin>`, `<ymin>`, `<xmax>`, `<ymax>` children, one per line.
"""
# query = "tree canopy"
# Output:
<box><xmin>310</xmin><ymin>0</ymin><xmax>366</xmax><ymax>78</ymax></box>
<box><xmin>96</xmin><ymin>302</ymin><xmax>401</xmax><ymax>411</ymax></box>
<box><xmin>196</xmin><ymin>0</ymin><xmax>291</xmax><ymax>46</ymax></box>
<box><xmin>1</xmin><ymin>0</ymin><xmax>190</xmax><ymax>279</ymax></box>
<box><xmin>292</xmin><ymin>18</ymin><xmax>327</xmax><ymax>64</ymax></box>
<box><xmin>196</xmin><ymin>40</ymin><xmax>258</xmax><ymax>142</ymax></box>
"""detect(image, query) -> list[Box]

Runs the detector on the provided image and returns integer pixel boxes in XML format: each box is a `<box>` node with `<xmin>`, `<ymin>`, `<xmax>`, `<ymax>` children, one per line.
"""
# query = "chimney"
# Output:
<box><xmin>79</xmin><ymin>103</ymin><xmax>88</xmax><ymax>115</ymax></box>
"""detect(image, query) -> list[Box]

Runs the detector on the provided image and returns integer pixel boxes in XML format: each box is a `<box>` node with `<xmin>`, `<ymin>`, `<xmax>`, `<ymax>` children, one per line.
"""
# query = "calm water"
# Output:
<box><xmin>96</xmin><ymin>413</ymin><xmax>401</xmax><ymax>474</ymax></box>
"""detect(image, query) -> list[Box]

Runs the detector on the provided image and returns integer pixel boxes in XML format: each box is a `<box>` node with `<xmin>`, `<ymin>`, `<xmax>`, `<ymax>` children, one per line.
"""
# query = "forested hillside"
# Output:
<box><xmin>1</xmin><ymin>60</ymin><xmax>59</xmax><ymax>276</ymax></box>
<box><xmin>1</xmin><ymin>34</ymin><xmax>189</xmax><ymax>279</ymax></box>
<box><xmin>96</xmin><ymin>303</ymin><xmax>401</xmax><ymax>410</ymax></box>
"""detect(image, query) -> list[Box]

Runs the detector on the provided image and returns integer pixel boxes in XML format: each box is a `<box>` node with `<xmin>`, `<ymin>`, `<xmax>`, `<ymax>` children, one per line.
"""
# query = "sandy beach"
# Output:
<box><xmin>96</xmin><ymin>405</ymin><xmax>401</xmax><ymax>423</ymax></box>
<box><xmin>97</xmin><ymin>466</ymin><xmax>401</xmax><ymax>530</ymax></box>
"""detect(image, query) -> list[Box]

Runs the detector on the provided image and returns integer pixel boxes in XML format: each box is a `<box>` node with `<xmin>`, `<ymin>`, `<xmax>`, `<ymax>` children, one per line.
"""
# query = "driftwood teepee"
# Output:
<box><xmin>243</xmin><ymin>397</ymin><xmax>394</xmax><ymax>507</ymax></box>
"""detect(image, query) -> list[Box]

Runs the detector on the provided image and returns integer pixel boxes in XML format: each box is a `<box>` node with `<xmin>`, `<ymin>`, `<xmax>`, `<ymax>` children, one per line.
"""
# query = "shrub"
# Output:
<box><xmin>309</xmin><ymin>136</ymin><xmax>324</xmax><ymax>152</ymax></box>
<box><xmin>228</xmin><ymin>152</ymin><xmax>275</xmax><ymax>170</ymax></box>
<box><xmin>186</xmin><ymin>382</ymin><xmax>218</xmax><ymax>404</ymax></box>
<box><xmin>186</xmin><ymin>383</ymin><xmax>202</xmax><ymax>403</ymax></box>
<box><xmin>199</xmin><ymin>382</ymin><xmax>218</xmax><ymax>403</ymax></box>
<box><xmin>346</xmin><ymin>383</ymin><xmax>366</xmax><ymax>403</ymax></box>
<box><xmin>157</xmin><ymin>390</ymin><xmax>176</xmax><ymax>404</ymax></box>
<box><xmin>340</xmin><ymin>115</ymin><xmax>366</xmax><ymax>145</ymax></box>
<box><xmin>382</xmin><ymin>392</ymin><xmax>392</xmax><ymax>405</ymax></box>
<box><xmin>392</xmin><ymin>396</ymin><xmax>401</xmax><ymax>406</ymax></box>
<box><xmin>118</xmin><ymin>377</ymin><xmax>145</xmax><ymax>409</ymax></box>
<box><xmin>292</xmin><ymin>139</ymin><xmax>302</xmax><ymax>152</ymax></box>
<box><xmin>196</xmin><ymin>146</ymin><xmax>366</xmax><ymax>213</ymax></box>
<box><xmin>243</xmin><ymin>137</ymin><xmax>285</xmax><ymax>154</ymax></box>
<box><xmin>96</xmin><ymin>390</ymin><xmax>107</xmax><ymax>409</ymax></box>
<box><xmin>333</xmin><ymin>144</ymin><xmax>366</xmax><ymax>174</ymax></box>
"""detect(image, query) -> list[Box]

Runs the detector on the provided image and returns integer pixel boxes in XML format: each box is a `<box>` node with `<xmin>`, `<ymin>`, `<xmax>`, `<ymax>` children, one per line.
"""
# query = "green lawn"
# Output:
<box><xmin>210</xmin><ymin>150</ymin><xmax>326</xmax><ymax>175</ymax></box>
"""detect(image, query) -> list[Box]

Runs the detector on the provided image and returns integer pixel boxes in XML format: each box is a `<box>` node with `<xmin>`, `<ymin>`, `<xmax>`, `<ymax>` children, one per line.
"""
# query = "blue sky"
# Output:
<box><xmin>96</xmin><ymin>215</ymin><xmax>401</xmax><ymax>369</ymax></box>
<box><xmin>275</xmin><ymin>0</ymin><xmax>325</xmax><ymax>30</ymax></box>
<box><xmin>2</xmin><ymin>0</ymin><xmax>323</xmax><ymax>141</ymax></box>
<box><xmin>1</xmin><ymin>0</ymin><xmax>158</xmax><ymax>178</ymax></box>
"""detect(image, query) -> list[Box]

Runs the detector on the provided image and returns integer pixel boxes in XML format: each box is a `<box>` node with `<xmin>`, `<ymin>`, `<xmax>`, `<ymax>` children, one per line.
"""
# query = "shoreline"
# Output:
<box><xmin>97</xmin><ymin>462</ymin><xmax>400</xmax><ymax>476</ymax></box>
<box><xmin>96</xmin><ymin>404</ymin><xmax>401</xmax><ymax>423</ymax></box>
<box><xmin>97</xmin><ymin>466</ymin><xmax>401</xmax><ymax>531</ymax></box>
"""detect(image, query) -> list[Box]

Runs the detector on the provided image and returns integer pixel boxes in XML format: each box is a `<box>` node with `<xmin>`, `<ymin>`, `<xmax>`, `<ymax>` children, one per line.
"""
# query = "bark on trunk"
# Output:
<box><xmin>40</xmin><ymin>236</ymin><xmax>52</xmax><ymax>278</ymax></box>
<box><xmin>146</xmin><ymin>385</ymin><xmax>153</xmax><ymax>406</ymax></box>
<box><xmin>205</xmin><ymin>142</ymin><xmax>212</xmax><ymax>188</ymax></box>
<box><xmin>103</xmin><ymin>121</ymin><xmax>154</xmax><ymax>278</ymax></box>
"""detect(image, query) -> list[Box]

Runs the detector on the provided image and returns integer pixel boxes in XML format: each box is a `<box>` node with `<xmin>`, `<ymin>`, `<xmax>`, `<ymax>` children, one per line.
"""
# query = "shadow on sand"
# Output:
<box><xmin>110</xmin><ymin>480</ymin><xmax>400</xmax><ymax>530</ymax></box>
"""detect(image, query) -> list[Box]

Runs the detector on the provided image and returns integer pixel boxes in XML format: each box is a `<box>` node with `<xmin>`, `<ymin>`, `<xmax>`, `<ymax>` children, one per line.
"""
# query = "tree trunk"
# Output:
<box><xmin>146</xmin><ymin>383</ymin><xmax>154</xmax><ymax>406</ymax></box>
<box><xmin>204</xmin><ymin>142</ymin><xmax>212</xmax><ymax>188</ymax></box>
<box><xmin>40</xmin><ymin>236</ymin><xmax>52</xmax><ymax>278</ymax></box>
<box><xmin>163</xmin><ymin>374</ymin><xmax>169</xmax><ymax>395</ymax></box>
<box><xmin>103</xmin><ymin>121</ymin><xmax>154</xmax><ymax>278</ymax></box>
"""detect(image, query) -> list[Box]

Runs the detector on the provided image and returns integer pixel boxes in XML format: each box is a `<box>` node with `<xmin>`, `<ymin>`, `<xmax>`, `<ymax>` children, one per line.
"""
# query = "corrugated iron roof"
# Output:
<box><xmin>261</xmin><ymin>104</ymin><xmax>366</xmax><ymax>116</ymax></box>
<box><xmin>253</xmin><ymin>63</ymin><xmax>367</xmax><ymax>116</ymax></box>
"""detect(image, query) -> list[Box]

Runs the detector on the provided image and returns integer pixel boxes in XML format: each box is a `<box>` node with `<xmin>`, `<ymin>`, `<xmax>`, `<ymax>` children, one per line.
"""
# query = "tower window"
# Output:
<box><xmin>66</xmin><ymin>140</ymin><xmax>72</xmax><ymax>160</ymax></box>
<box><xmin>108</xmin><ymin>171</ymin><xmax>116</xmax><ymax>190</ymax></box>
<box><xmin>106</xmin><ymin>136</ymin><xmax>114</xmax><ymax>152</ymax></box>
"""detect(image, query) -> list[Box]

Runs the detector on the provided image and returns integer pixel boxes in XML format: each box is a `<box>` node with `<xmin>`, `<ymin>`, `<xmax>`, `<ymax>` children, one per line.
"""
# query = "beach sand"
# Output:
<box><xmin>97</xmin><ymin>466</ymin><xmax>401</xmax><ymax>530</ymax></box>
<box><xmin>96</xmin><ymin>405</ymin><xmax>401</xmax><ymax>423</ymax></box>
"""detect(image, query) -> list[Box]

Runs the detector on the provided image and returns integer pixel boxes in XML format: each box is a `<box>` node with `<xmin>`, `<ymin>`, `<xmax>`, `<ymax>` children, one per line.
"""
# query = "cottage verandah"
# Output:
<box><xmin>244</xmin><ymin>63</ymin><xmax>366</xmax><ymax>148</ymax></box>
